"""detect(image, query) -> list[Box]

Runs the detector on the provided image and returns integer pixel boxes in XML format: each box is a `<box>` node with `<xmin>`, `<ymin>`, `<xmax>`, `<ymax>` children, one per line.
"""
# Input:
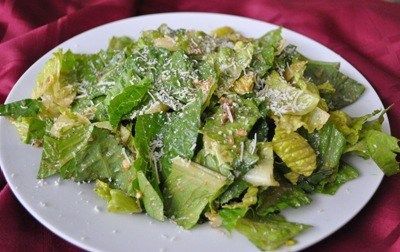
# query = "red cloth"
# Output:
<box><xmin>1</xmin><ymin>0</ymin><xmax>399</xmax><ymax>251</ymax></box>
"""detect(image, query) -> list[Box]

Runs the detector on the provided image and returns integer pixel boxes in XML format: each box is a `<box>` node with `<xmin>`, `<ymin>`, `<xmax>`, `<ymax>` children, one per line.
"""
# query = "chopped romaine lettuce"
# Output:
<box><xmin>315</xmin><ymin>162</ymin><xmax>359</xmax><ymax>195</ymax></box>
<box><xmin>304</xmin><ymin>60</ymin><xmax>365</xmax><ymax>109</ymax></box>
<box><xmin>272</xmin><ymin>126</ymin><xmax>317</xmax><ymax>181</ymax></box>
<box><xmin>165</xmin><ymin>157</ymin><xmax>228</xmax><ymax>229</ymax></box>
<box><xmin>137</xmin><ymin>171</ymin><xmax>164</xmax><ymax>221</ymax></box>
<box><xmin>257</xmin><ymin>182</ymin><xmax>311</xmax><ymax>215</ymax></box>
<box><xmin>94</xmin><ymin>180</ymin><xmax>141</xmax><ymax>214</ymax></box>
<box><xmin>160</xmin><ymin>96</ymin><xmax>203</xmax><ymax>176</ymax></box>
<box><xmin>4</xmin><ymin>24</ymin><xmax>400</xmax><ymax>251</ymax></box>
<box><xmin>0</xmin><ymin>99</ymin><xmax>43</xmax><ymax>118</ymax></box>
<box><xmin>235</xmin><ymin>217</ymin><xmax>310</xmax><ymax>251</ymax></box>
<box><xmin>108</xmin><ymin>78</ymin><xmax>151</xmax><ymax>127</ymax></box>
<box><xmin>361</xmin><ymin>130</ymin><xmax>399</xmax><ymax>176</ymax></box>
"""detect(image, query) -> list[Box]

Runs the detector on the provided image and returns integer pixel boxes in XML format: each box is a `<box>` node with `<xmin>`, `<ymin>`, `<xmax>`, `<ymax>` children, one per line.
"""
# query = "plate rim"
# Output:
<box><xmin>0</xmin><ymin>12</ymin><xmax>386</xmax><ymax>252</ymax></box>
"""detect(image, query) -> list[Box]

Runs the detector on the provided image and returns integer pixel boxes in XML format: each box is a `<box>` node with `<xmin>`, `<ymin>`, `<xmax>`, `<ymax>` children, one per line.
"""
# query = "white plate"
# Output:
<box><xmin>0</xmin><ymin>13</ymin><xmax>388</xmax><ymax>252</ymax></box>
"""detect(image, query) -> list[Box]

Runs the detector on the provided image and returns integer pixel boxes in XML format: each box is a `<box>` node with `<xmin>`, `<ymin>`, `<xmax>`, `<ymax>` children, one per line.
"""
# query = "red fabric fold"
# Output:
<box><xmin>0</xmin><ymin>0</ymin><xmax>399</xmax><ymax>251</ymax></box>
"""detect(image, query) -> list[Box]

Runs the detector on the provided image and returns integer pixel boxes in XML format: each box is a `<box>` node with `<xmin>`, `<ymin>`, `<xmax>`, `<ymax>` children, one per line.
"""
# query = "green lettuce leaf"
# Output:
<box><xmin>235</xmin><ymin>217</ymin><xmax>310</xmax><ymax>251</ymax></box>
<box><xmin>33</xmin><ymin>50</ymin><xmax>80</xmax><ymax>114</ymax></box>
<box><xmin>137</xmin><ymin>171</ymin><xmax>164</xmax><ymax>221</ymax></box>
<box><xmin>362</xmin><ymin>130</ymin><xmax>400</xmax><ymax>175</ymax></box>
<box><xmin>108</xmin><ymin>78</ymin><xmax>151</xmax><ymax>127</ymax></box>
<box><xmin>11</xmin><ymin>117</ymin><xmax>46</xmax><ymax>145</ymax></box>
<box><xmin>315</xmin><ymin>162</ymin><xmax>359</xmax><ymax>195</ymax></box>
<box><xmin>304</xmin><ymin>60</ymin><xmax>365</xmax><ymax>109</ymax></box>
<box><xmin>218</xmin><ymin>207</ymin><xmax>248</xmax><ymax>231</ymax></box>
<box><xmin>257</xmin><ymin>183</ymin><xmax>311</xmax><ymax>215</ymax></box>
<box><xmin>260</xmin><ymin>71</ymin><xmax>320</xmax><ymax>116</ymax></box>
<box><xmin>202</xmin><ymin>95</ymin><xmax>261</xmax><ymax>145</ymax></box>
<box><xmin>94</xmin><ymin>180</ymin><xmax>141</xmax><ymax>214</ymax></box>
<box><xmin>218</xmin><ymin>179</ymin><xmax>249</xmax><ymax>204</ymax></box>
<box><xmin>108</xmin><ymin>36</ymin><xmax>136</xmax><ymax>51</ymax></box>
<box><xmin>218</xmin><ymin>187</ymin><xmax>258</xmax><ymax>231</ymax></box>
<box><xmin>251</xmin><ymin>28</ymin><xmax>282</xmax><ymax>77</ymax></box>
<box><xmin>0</xmin><ymin>99</ymin><xmax>43</xmax><ymax>118</ymax></box>
<box><xmin>59</xmin><ymin>126</ymin><xmax>130</xmax><ymax>182</ymax></box>
<box><xmin>215</xmin><ymin>41</ymin><xmax>254</xmax><ymax>92</ymax></box>
<box><xmin>309</xmin><ymin>122</ymin><xmax>346</xmax><ymax>172</ymax></box>
<box><xmin>272</xmin><ymin>126</ymin><xmax>317</xmax><ymax>180</ymax></box>
<box><xmin>329</xmin><ymin>110</ymin><xmax>379</xmax><ymax>145</ymax></box>
<box><xmin>134</xmin><ymin>113</ymin><xmax>166</xmax><ymax>186</ymax></box>
<box><xmin>38</xmin><ymin>124</ymin><xmax>91</xmax><ymax>179</ymax></box>
<box><xmin>299</xmin><ymin>122</ymin><xmax>347</xmax><ymax>190</ymax></box>
<box><xmin>165</xmin><ymin>157</ymin><xmax>228</xmax><ymax>229</ymax></box>
<box><xmin>194</xmin><ymin>148</ymin><xmax>232</xmax><ymax>177</ymax></box>
<box><xmin>160</xmin><ymin>97</ymin><xmax>202</xmax><ymax>176</ymax></box>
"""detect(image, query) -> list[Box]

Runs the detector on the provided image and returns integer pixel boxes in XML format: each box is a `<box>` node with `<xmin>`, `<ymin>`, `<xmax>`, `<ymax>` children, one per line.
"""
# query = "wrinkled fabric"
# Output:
<box><xmin>0</xmin><ymin>0</ymin><xmax>399</xmax><ymax>251</ymax></box>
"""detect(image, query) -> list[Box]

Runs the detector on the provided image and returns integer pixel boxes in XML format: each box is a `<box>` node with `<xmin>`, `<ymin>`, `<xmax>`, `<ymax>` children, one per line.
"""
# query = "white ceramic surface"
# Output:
<box><xmin>0</xmin><ymin>13</ymin><xmax>388</xmax><ymax>252</ymax></box>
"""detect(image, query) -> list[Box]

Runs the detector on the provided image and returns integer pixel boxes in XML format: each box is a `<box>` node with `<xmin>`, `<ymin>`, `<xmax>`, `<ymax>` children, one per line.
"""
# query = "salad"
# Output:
<box><xmin>1</xmin><ymin>25</ymin><xmax>399</xmax><ymax>251</ymax></box>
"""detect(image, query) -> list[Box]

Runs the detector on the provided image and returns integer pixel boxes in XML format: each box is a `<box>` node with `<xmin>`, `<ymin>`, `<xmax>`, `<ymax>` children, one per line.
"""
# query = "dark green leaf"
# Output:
<box><xmin>315</xmin><ymin>162</ymin><xmax>359</xmax><ymax>195</ymax></box>
<box><xmin>0</xmin><ymin>99</ymin><xmax>43</xmax><ymax>118</ymax></box>
<box><xmin>218</xmin><ymin>179</ymin><xmax>249</xmax><ymax>204</ymax></box>
<box><xmin>160</xmin><ymin>97</ymin><xmax>202</xmax><ymax>176</ymax></box>
<box><xmin>257</xmin><ymin>183</ymin><xmax>311</xmax><ymax>216</ymax></box>
<box><xmin>305</xmin><ymin>60</ymin><xmax>365</xmax><ymax>109</ymax></box>
<box><xmin>108</xmin><ymin>78</ymin><xmax>151</xmax><ymax>127</ymax></box>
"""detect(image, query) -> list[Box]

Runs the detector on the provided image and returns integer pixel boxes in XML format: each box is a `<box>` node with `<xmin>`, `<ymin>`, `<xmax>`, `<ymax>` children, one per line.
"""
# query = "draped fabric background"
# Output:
<box><xmin>1</xmin><ymin>0</ymin><xmax>399</xmax><ymax>251</ymax></box>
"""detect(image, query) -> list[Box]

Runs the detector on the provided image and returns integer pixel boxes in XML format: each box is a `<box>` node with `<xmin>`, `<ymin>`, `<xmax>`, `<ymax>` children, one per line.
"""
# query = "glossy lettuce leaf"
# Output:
<box><xmin>137</xmin><ymin>171</ymin><xmax>164</xmax><ymax>221</ymax></box>
<box><xmin>108</xmin><ymin>78</ymin><xmax>151</xmax><ymax>127</ymax></box>
<box><xmin>315</xmin><ymin>162</ymin><xmax>359</xmax><ymax>195</ymax></box>
<box><xmin>154</xmin><ymin>50</ymin><xmax>197</xmax><ymax>104</ymax></box>
<box><xmin>272</xmin><ymin>126</ymin><xmax>317</xmax><ymax>180</ymax></box>
<box><xmin>94</xmin><ymin>180</ymin><xmax>141</xmax><ymax>214</ymax></box>
<box><xmin>49</xmin><ymin>109</ymin><xmax>90</xmax><ymax>138</ymax></box>
<box><xmin>362</xmin><ymin>130</ymin><xmax>400</xmax><ymax>176</ymax></box>
<box><xmin>304</xmin><ymin>60</ymin><xmax>365</xmax><ymax>109</ymax></box>
<box><xmin>134</xmin><ymin>113</ymin><xmax>166</xmax><ymax>186</ymax></box>
<box><xmin>223</xmin><ymin>186</ymin><xmax>258</xmax><ymax>209</ymax></box>
<box><xmin>232</xmin><ymin>139</ymin><xmax>260</xmax><ymax>176</ymax></box>
<box><xmin>160</xmin><ymin>97</ymin><xmax>202</xmax><ymax>176</ymax></box>
<box><xmin>299</xmin><ymin>122</ymin><xmax>347</xmax><ymax>190</ymax></box>
<box><xmin>218</xmin><ymin>207</ymin><xmax>248</xmax><ymax>231</ymax></box>
<box><xmin>165</xmin><ymin>157</ymin><xmax>228</xmax><ymax>229</ymax></box>
<box><xmin>309</xmin><ymin>122</ymin><xmax>346</xmax><ymax>172</ymax></box>
<box><xmin>39</xmin><ymin>123</ymin><xmax>136</xmax><ymax>195</ymax></box>
<box><xmin>0</xmin><ymin>99</ymin><xmax>43</xmax><ymax>118</ymax></box>
<box><xmin>235</xmin><ymin>217</ymin><xmax>310</xmax><ymax>251</ymax></box>
<box><xmin>194</xmin><ymin>148</ymin><xmax>232</xmax><ymax>177</ymax></box>
<box><xmin>59</xmin><ymin>126</ymin><xmax>130</xmax><ymax>182</ymax></box>
<box><xmin>257</xmin><ymin>183</ymin><xmax>311</xmax><ymax>215</ymax></box>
